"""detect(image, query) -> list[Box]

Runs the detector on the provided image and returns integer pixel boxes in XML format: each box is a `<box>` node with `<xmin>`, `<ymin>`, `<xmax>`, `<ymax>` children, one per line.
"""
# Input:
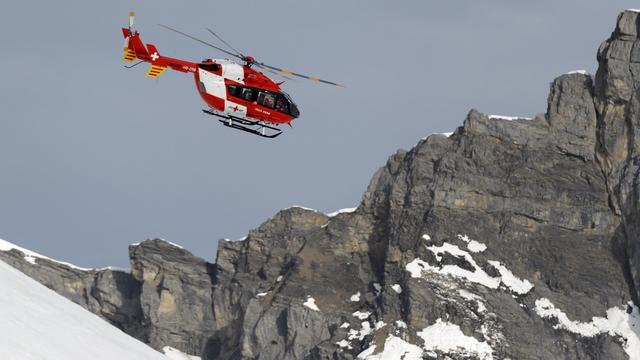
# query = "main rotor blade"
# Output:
<box><xmin>205</xmin><ymin>28</ymin><xmax>245</xmax><ymax>58</ymax></box>
<box><xmin>159</xmin><ymin>24</ymin><xmax>242</xmax><ymax>60</ymax></box>
<box><xmin>258</xmin><ymin>63</ymin><xmax>345</xmax><ymax>87</ymax></box>
<box><xmin>255</xmin><ymin>64</ymin><xmax>295</xmax><ymax>81</ymax></box>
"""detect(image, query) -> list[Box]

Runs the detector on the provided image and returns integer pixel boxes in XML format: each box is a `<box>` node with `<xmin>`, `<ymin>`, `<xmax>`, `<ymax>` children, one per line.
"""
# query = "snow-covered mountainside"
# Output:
<box><xmin>5</xmin><ymin>8</ymin><xmax>640</xmax><ymax>360</ymax></box>
<box><xmin>0</xmin><ymin>259</ymin><xmax>199</xmax><ymax>360</ymax></box>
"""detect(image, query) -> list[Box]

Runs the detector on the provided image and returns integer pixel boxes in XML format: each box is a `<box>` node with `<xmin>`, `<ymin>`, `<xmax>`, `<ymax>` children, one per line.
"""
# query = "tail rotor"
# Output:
<box><xmin>122</xmin><ymin>11</ymin><xmax>137</xmax><ymax>62</ymax></box>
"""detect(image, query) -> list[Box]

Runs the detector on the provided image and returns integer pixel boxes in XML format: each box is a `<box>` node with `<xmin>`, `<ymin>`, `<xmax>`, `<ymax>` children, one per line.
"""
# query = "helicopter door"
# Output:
<box><xmin>198</xmin><ymin>68</ymin><xmax>225</xmax><ymax>98</ymax></box>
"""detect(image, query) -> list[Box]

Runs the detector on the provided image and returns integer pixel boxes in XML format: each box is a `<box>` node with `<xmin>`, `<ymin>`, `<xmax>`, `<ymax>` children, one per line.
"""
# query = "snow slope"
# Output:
<box><xmin>0</xmin><ymin>259</ymin><xmax>199</xmax><ymax>360</ymax></box>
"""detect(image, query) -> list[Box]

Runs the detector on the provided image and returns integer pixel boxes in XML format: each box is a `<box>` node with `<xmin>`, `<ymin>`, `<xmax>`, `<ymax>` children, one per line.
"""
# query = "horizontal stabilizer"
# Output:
<box><xmin>122</xmin><ymin>48</ymin><xmax>136</xmax><ymax>62</ymax></box>
<box><xmin>146</xmin><ymin>64</ymin><xmax>167</xmax><ymax>78</ymax></box>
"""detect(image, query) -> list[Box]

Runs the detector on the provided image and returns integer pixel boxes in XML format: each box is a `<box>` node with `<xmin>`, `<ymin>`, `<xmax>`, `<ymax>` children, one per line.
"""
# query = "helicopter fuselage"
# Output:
<box><xmin>194</xmin><ymin>59</ymin><xmax>299</xmax><ymax>124</ymax></box>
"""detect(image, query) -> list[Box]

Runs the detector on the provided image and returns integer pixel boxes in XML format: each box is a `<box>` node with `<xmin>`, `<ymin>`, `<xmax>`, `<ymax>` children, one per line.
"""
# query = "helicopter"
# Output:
<box><xmin>121</xmin><ymin>12</ymin><xmax>343</xmax><ymax>138</ymax></box>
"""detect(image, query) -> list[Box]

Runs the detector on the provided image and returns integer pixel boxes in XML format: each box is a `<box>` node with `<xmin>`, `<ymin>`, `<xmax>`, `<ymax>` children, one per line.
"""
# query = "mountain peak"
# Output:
<box><xmin>615</xmin><ymin>9</ymin><xmax>640</xmax><ymax>36</ymax></box>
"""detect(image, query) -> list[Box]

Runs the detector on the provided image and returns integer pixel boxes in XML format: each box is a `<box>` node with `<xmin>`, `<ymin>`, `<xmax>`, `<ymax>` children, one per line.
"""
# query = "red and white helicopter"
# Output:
<box><xmin>121</xmin><ymin>12</ymin><xmax>343</xmax><ymax>138</ymax></box>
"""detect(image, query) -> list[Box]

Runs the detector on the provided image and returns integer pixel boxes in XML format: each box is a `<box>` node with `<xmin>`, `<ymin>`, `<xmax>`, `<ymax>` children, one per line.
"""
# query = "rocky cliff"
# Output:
<box><xmin>3</xmin><ymin>9</ymin><xmax>640</xmax><ymax>360</ymax></box>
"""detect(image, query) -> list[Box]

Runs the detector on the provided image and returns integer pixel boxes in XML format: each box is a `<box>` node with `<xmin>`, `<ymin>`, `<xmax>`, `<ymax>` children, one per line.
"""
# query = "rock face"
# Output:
<box><xmin>3</xmin><ymin>9</ymin><xmax>640</xmax><ymax>360</ymax></box>
<box><xmin>595</xmin><ymin>9</ymin><xmax>640</xmax><ymax>304</ymax></box>
<box><xmin>128</xmin><ymin>240</ymin><xmax>217</xmax><ymax>356</ymax></box>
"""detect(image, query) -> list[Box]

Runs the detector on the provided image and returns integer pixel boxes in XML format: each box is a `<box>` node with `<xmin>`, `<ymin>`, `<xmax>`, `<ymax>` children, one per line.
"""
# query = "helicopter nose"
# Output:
<box><xmin>290</xmin><ymin>103</ymin><xmax>300</xmax><ymax>118</ymax></box>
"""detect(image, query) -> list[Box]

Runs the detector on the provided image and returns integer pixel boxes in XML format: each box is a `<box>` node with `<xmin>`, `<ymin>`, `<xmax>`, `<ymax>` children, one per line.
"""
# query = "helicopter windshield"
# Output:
<box><xmin>280</xmin><ymin>91</ymin><xmax>300</xmax><ymax>118</ymax></box>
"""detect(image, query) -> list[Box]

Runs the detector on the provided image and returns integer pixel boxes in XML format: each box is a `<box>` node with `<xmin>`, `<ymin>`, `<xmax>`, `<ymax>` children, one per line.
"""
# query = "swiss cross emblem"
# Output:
<box><xmin>151</xmin><ymin>52</ymin><xmax>159</xmax><ymax>61</ymax></box>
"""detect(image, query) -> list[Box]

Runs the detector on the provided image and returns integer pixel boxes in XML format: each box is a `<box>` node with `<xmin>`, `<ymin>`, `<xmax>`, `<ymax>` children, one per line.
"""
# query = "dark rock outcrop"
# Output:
<box><xmin>3</xmin><ymin>9</ymin><xmax>640</xmax><ymax>360</ymax></box>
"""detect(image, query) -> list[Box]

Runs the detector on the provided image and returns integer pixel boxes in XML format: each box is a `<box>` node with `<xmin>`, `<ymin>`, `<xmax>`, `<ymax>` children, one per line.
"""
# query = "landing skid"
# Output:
<box><xmin>202</xmin><ymin>109</ymin><xmax>282</xmax><ymax>138</ymax></box>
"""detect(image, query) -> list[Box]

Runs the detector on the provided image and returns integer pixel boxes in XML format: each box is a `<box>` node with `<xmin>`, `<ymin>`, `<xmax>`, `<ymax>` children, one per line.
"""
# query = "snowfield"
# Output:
<box><xmin>0</xmin><ymin>259</ymin><xmax>199</xmax><ymax>360</ymax></box>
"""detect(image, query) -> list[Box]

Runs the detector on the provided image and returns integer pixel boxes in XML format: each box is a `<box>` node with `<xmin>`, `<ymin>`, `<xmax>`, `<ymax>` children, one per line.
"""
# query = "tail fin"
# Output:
<box><xmin>121</xmin><ymin>11</ymin><xmax>149</xmax><ymax>61</ymax></box>
<box><xmin>122</xmin><ymin>27</ymin><xmax>136</xmax><ymax>62</ymax></box>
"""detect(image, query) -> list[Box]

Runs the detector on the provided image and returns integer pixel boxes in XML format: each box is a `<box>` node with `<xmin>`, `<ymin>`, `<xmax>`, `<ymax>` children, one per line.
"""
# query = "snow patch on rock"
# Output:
<box><xmin>164</xmin><ymin>241</ymin><xmax>185</xmax><ymax>250</ymax></box>
<box><xmin>348</xmin><ymin>321</ymin><xmax>373</xmax><ymax>341</ymax></box>
<box><xmin>357</xmin><ymin>335</ymin><xmax>423</xmax><ymax>359</ymax></box>
<box><xmin>407</xmin><ymin>241</ymin><xmax>533</xmax><ymax>295</ymax></box>
<box><xmin>303</xmin><ymin>296</ymin><xmax>320</xmax><ymax>311</ymax></box>
<box><xmin>23</xmin><ymin>255</ymin><xmax>37</xmax><ymax>265</ymax></box>
<box><xmin>0</xmin><ymin>238</ymin><xmax>90</xmax><ymax>271</ymax></box>
<box><xmin>163</xmin><ymin>346</ymin><xmax>201</xmax><ymax>360</ymax></box>
<box><xmin>419</xmin><ymin>243</ymin><xmax>501</xmax><ymax>289</ymax></box>
<box><xmin>327</xmin><ymin>207</ymin><xmax>357</xmax><ymax>217</ymax></box>
<box><xmin>336</xmin><ymin>339</ymin><xmax>353</xmax><ymax>349</ymax></box>
<box><xmin>391</xmin><ymin>284</ymin><xmax>402</xmax><ymax>294</ymax></box>
<box><xmin>488</xmin><ymin>261</ymin><xmax>533</xmax><ymax>295</ymax></box>
<box><xmin>350</xmin><ymin>292</ymin><xmax>361</xmax><ymax>302</ymax></box>
<box><xmin>421</xmin><ymin>132</ymin><xmax>454</xmax><ymax>141</ymax></box>
<box><xmin>373</xmin><ymin>282</ymin><xmax>382</xmax><ymax>296</ymax></box>
<box><xmin>287</xmin><ymin>205</ymin><xmax>321</xmax><ymax>213</ymax></box>
<box><xmin>488</xmin><ymin>114</ymin><xmax>532</xmax><ymax>121</ymax></box>
<box><xmin>458</xmin><ymin>289</ymin><xmax>487</xmax><ymax>313</ymax></box>
<box><xmin>353</xmin><ymin>310</ymin><xmax>371</xmax><ymax>320</ymax></box>
<box><xmin>535</xmin><ymin>298</ymin><xmax>640</xmax><ymax>358</ymax></box>
<box><xmin>457</xmin><ymin>234</ymin><xmax>487</xmax><ymax>253</ymax></box>
<box><xmin>417</xmin><ymin>319</ymin><xmax>494</xmax><ymax>360</ymax></box>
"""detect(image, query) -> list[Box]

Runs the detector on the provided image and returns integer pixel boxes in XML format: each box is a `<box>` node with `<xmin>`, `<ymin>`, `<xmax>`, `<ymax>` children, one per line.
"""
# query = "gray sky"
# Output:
<box><xmin>0</xmin><ymin>1</ymin><xmax>636</xmax><ymax>268</ymax></box>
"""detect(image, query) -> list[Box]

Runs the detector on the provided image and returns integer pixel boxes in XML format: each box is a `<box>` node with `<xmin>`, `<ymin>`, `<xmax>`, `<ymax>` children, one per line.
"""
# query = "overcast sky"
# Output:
<box><xmin>0</xmin><ymin>1</ymin><xmax>636</xmax><ymax>268</ymax></box>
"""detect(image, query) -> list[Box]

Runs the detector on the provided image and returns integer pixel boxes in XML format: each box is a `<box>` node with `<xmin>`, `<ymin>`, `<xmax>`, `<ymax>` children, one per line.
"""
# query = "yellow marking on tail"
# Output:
<box><xmin>122</xmin><ymin>48</ymin><xmax>136</xmax><ymax>62</ymax></box>
<box><xmin>146</xmin><ymin>65</ymin><xmax>167</xmax><ymax>78</ymax></box>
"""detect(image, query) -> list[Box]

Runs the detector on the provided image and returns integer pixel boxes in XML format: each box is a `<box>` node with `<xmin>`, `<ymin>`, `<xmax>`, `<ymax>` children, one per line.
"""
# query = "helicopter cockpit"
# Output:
<box><xmin>228</xmin><ymin>85</ymin><xmax>299</xmax><ymax>118</ymax></box>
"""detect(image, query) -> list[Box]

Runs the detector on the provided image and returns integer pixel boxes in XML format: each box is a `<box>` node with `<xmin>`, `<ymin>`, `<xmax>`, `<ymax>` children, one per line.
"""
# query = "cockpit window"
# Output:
<box><xmin>240</xmin><ymin>88</ymin><xmax>256</xmax><ymax>102</ymax></box>
<box><xmin>257</xmin><ymin>91</ymin><xmax>276</xmax><ymax>109</ymax></box>
<box><xmin>275</xmin><ymin>96</ymin><xmax>289</xmax><ymax>114</ymax></box>
<box><xmin>227</xmin><ymin>85</ymin><xmax>239</xmax><ymax>97</ymax></box>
